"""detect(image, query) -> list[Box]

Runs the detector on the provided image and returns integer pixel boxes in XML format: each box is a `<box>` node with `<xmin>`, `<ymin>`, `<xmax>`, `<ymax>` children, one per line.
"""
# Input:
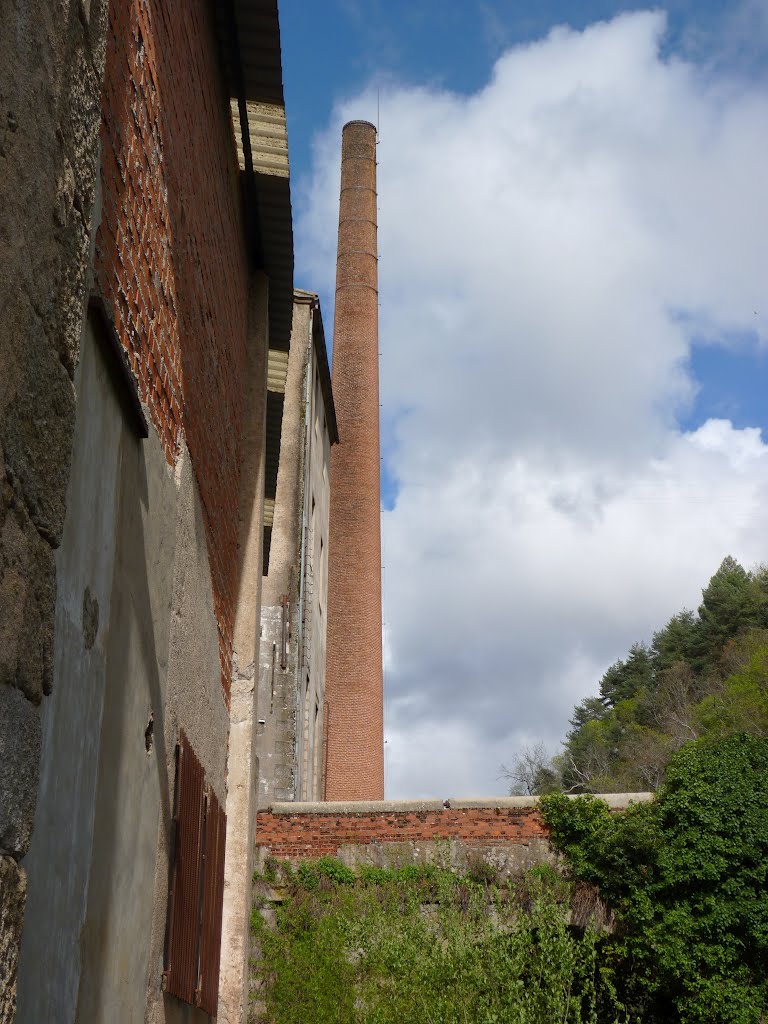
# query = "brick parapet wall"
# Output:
<box><xmin>255</xmin><ymin>796</ymin><xmax>652</xmax><ymax>860</ymax></box>
<box><xmin>95</xmin><ymin>0</ymin><xmax>249</xmax><ymax>701</ymax></box>
<box><xmin>256</xmin><ymin>807</ymin><xmax>547</xmax><ymax>858</ymax></box>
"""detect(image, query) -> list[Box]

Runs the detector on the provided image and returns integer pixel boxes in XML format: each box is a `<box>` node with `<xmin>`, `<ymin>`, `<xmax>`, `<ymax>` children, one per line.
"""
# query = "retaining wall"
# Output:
<box><xmin>255</xmin><ymin>795</ymin><xmax>652</xmax><ymax>875</ymax></box>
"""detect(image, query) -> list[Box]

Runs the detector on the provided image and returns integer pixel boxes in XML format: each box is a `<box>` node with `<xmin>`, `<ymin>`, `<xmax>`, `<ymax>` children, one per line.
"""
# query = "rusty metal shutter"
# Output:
<box><xmin>164</xmin><ymin>732</ymin><xmax>205</xmax><ymax>1005</ymax></box>
<box><xmin>197</xmin><ymin>787</ymin><xmax>227</xmax><ymax>1015</ymax></box>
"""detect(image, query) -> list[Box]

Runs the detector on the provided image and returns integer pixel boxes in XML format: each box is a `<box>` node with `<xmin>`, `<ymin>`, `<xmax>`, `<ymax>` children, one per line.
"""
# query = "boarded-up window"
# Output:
<box><xmin>164</xmin><ymin>731</ymin><xmax>227</xmax><ymax>1016</ymax></box>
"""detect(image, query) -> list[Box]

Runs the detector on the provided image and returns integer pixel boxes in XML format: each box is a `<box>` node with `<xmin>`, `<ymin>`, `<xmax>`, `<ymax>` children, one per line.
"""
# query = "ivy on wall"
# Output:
<box><xmin>250</xmin><ymin>859</ymin><xmax>617</xmax><ymax>1024</ymax></box>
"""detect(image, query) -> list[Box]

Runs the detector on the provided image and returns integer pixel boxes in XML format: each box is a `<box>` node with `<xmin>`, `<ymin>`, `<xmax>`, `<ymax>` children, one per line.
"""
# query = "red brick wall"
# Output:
<box><xmin>95</xmin><ymin>0</ymin><xmax>250</xmax><ymax>702</ymax></box>
<box><xmin>256</xmin><ymin>806</ymin><xmax>549</xmax><ymax>859</ymax></box>
<box><xmin>325</xmin><ymin>121</ymin><xmax>384</xmax><ymax>799</ymax></box>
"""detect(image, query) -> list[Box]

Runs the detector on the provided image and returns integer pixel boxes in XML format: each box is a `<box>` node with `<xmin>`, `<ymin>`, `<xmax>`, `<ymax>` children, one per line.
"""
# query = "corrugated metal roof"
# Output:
<box><xmin>263</xmin><ymin>498</ymin><xmax>275</xmax><ymax>529</ymax></box>
<box><xmin>215</xmin><ymin>0</ymin><xmax>294</xmax><ymax>351</ymax></box>
<box><xmin>267</xmin><ymin>348</ymin><xmax>289</xmax><ymax>393</ymax></box>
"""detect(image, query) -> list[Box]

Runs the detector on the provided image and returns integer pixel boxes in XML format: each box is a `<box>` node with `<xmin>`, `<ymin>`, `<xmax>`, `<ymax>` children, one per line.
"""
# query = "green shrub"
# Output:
<box><xmin>250</xmin><ymin>858</ymin><xmax>615</xmax><ymax>1024</ymax></box>
<box><xmin>296</xmin><ymin>855</ymin><xmax>356</xmax><ymax>891</ymax></box>
<box><xmin>542</xmin><ymin>735</ymin><xmax>768</xmax><ymax>1024</ymax></box>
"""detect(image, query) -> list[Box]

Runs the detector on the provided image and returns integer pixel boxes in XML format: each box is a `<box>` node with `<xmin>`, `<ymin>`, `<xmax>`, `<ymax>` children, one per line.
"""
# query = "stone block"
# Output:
<box><xmin>0</xmin><ymin>476</ymin><xmax>56</xmax><ymax>703</ymax></box>
<box><xmin>0</xmin><ymin>855</ymin><xmax>27</xmax><ymax>1024</ymax></box>
<box><xmin>0</xmin><ymin>684</ymin><xmax>42</xmax><ymax>858</ymax></box>
<box><xmin>2</xmin><ymin>306</ymin><xmax>76</xmax><ymax>547</ymax></box>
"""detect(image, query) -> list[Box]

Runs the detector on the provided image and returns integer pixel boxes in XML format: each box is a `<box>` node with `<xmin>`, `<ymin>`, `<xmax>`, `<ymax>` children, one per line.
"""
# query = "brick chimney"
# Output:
<box><xmin>324</xmin><ymin>120</ymin><xmax>384</xmax><ymax>800</ymax></box>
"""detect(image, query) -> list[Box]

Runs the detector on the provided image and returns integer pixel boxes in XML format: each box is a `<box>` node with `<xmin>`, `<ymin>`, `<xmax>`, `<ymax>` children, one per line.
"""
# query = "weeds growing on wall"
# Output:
<box><xmin>250</xmin><ymin>860</ymin><xmax>621</xmax><ymax>1024</ymax></box>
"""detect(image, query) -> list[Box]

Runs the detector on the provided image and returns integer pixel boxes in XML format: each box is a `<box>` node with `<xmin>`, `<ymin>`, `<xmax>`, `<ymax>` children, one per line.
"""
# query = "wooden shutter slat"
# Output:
<box><xmin>197</xmin><ymin>787</ymin><xmax>227</xmax><ymax>1015</ymax></box>
<box><xmin>164</xmin><ymin>731</ymin><xmax>205</xmax><ymax>1005</ymax></box>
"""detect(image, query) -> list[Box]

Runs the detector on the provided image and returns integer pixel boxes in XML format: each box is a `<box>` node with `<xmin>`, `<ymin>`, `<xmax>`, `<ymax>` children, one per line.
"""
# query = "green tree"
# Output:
<box><xmin>599</xmin><ymin>644</ymin><xmax>653</xmax><ymax>709</ymax></box>
<box><xmin>695</xmin><ymin>643</ymin><xmax>768</xmax><ymax>740</ymax></box>
<box><xmin>569</xmin><ymin>695</ymin><xmax>608</xmax><ymax>732</ymax></box>
<box><xmin>650</xmin><ymin>610</ymin><xmax>698</xmax><ymax>675</ymax></box>
<box><xmin>501</xmin><ymin>742</ymin><xmax>561</xmax><ymax>795</ymax></box>
<box><xmin>693</xmin><ymin>557</ymin><xmax>768</xmax><ymax>672</ymax></box>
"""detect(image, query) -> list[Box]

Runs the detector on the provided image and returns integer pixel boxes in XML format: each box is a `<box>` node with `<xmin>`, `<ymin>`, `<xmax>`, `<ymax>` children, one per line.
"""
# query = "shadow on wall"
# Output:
<box><xmin>74</xmin><ymin>354</ymin><xmax>173</xmax><ymax>1022</ymax></box>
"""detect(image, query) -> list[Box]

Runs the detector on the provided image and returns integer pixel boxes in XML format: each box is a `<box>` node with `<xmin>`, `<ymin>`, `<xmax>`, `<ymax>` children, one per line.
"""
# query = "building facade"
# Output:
<box><xmin>1</xmin><ymin>1</ymin><xmax>293</xmax><ymax>1021</ymax></box>
<box><xmin>257</xmin><ymin>291</ymin><xmax>338</xmax><ymax>807</ymax></box>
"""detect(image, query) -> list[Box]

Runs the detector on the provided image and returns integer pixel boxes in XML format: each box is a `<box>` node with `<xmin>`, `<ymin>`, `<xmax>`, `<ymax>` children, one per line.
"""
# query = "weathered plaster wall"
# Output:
<box><xmin>257</xmin><ymin>295</ymin><xmax>334</xmax><ymax>808</ymax></box>
<box><xmin>0</xmin><ymin>2</ymin><xmax>110</xmax><ymax>1018</ymax></box>
<box><xmin>257</xmin><ymin>301</ymin><xmax>310</xmax><ymax>807</ymax></box>
<box><xmin>15</xmin><ymin>315</ymin><xmax>229</xmax><ymax>1024</ymax></box>
<box><xmin>17</xmin><ymin>317</ymin><xmax>123</xmax><ymax>1024</ymax></box>
<box><xmin>255</xmin><ymin>796</ymin><xmax>653</xmax><ymax>876</ymax></box>
<box><xmin>219</xmin><ymin>272</ymin><xmax>270</xmax><ymax>1024</ymax></box>
<box><xmin>296</xmin><ymin>297</ymin><xmax>333</xmax><ymax>802</ymax></box>
<box><xmin>144</xmin><ymin>442</ymin><xmax>229</xmax><ymax>1024</ymax></box>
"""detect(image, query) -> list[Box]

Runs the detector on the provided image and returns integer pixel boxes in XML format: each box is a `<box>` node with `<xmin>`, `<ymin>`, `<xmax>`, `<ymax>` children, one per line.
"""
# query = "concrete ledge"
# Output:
<box><xmin>448</xmin><ymin>794</ymin><xmax>653</xmax><ymax>809</ymax></box>
<box><xmin>447</xmin><ymin>797</ymin><xmax>540</xmax><ymax>809</ymax></box>
<box><xmin>586</xmin><ymin>792</ymin><xmax>654</xmax><ymax>808</ymax></box>
<box><xmin>265</xmin><ymin>794</ymin><xmax>654</xmax><ymax>815</ymax></box>
<box><xmin>267</xmin><ymin>800</ymin><xmax>446</xmax><ymax>815</ymax></box>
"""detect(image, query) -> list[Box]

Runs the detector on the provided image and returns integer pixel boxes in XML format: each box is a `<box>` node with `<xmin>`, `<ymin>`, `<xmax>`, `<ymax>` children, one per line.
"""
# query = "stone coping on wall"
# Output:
<box><xmin>265</xmin><ymin>793</ymin><xmax>654</xmax><ymax>815</ymax></box>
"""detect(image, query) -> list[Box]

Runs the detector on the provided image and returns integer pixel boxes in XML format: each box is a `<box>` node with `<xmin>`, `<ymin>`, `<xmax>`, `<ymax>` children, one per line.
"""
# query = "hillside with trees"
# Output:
<box><xmin>505</xmin><ymin>556</ymin><xmax>768</xmax><ymax>795</ymax></box>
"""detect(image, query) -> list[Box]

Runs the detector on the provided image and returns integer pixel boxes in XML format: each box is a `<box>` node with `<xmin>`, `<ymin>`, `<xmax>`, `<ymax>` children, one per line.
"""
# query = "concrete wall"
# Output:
<box><xmin>255</xmin><ymin>796</ymin><xmax>653</xmax><ymax>877</ymax></box>
<box><xmin>16</xmin><ymin>314</ymin><xmax>229</xmax><ymax>1024</ymax></box>
<box><xmin>0</xmin><ymin>2</ymin><xmax>110</xmax><ymax>1018</ymax></box>
<box><xmin>218</xmin><ymin>272</ymin><xmax>270</xmax><ymax>1024</ymax></box>
<box><xmin>296</xmin><ymin>298</ymin><xmax>333</xmax><ymax>801</ymax></box>
<box><xmin>257</xmin><ymin>295</ymin><xmax>333</xmax><ymax>808</ymax></box>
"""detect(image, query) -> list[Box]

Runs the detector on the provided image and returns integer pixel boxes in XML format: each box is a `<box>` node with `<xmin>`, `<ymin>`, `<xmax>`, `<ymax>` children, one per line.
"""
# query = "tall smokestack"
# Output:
<box><xmin>324</xmin><ymin>120</ymin><xmax>384</xmax><ymax>800</ymax></box>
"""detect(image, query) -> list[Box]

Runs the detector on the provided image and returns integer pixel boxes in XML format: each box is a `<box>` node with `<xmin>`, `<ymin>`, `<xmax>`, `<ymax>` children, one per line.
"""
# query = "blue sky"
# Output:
<box><xmin>281</xmin><ymin>0</ymin><xmax>768</xmax><ymax>456</ymax></box>
<box><xmin>278</xmin><ymin>2</ymin><xmax>768</xmax><ymax>796</ymax></box>
<box><xmin>281</xmin><ymin>1</ymin><xmax>767</xmax><ymax>181</ymax></box>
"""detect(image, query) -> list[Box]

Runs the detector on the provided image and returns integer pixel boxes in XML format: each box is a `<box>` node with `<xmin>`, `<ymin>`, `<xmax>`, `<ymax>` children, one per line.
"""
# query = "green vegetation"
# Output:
<box><xmin>541</xmin><ymin>734</ymin><xmax>768</xmax><ymax>1024</ymax></box>
<box><xmin>250</xmin><ymin>860</ymin><xmax>617</xmax><ymax>1024</ymax></box>
<box><xmin>250</xmin><ymin>558</ymin><xmax>768</xmax><ymax>1023</ymax></box>
<box><xmin>506</xmin><ymin>557</ymin><xmax>768</xmax><ymax>795</ymax></box>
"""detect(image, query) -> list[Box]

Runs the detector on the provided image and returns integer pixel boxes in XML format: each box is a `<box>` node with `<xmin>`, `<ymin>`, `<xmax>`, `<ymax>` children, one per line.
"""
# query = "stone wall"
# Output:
<box><xmin>257</xmin><ymin>293</ymin><xmax>335</xmax><ymax>808</ymax></box>
<box><xmin>0</xmin><ymin>2</ymin><xmax>110</xmax><ymax>1019</ymax></box>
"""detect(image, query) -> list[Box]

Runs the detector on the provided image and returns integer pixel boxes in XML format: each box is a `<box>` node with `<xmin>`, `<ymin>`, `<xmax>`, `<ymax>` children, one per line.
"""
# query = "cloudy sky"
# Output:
<box><xmin>279</xmin><ymin>2</ymin><xmax>768</xmax><ymax>798</ymax></box>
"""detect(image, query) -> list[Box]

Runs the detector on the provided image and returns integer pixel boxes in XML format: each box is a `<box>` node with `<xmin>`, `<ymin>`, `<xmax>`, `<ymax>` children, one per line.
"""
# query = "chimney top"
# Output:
<box><xmin>343</xmin><ymin>119</ymin><xmax>377</xmax><ymax>132</ymax></box>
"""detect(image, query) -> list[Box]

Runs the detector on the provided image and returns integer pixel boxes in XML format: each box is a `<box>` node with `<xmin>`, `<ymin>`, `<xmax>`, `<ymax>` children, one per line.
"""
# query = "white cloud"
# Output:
<box><xmin>295</xmin><ymin>11</ymin><xmax>768</xmax><ymax>797</ymax></box>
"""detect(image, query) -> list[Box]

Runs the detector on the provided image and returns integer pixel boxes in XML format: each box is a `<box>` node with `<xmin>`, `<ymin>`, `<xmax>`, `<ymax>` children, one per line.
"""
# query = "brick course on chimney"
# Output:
<box><xmin>325</xmin><ymin>121</ymin><xmax>385</xmax><ymax>800</ymax></box>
